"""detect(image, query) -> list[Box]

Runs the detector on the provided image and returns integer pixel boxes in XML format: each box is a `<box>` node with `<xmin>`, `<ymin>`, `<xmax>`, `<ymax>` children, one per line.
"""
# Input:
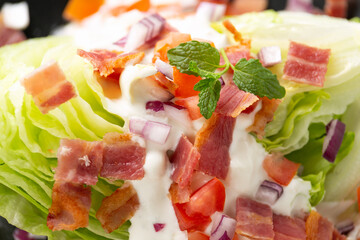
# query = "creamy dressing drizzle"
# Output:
<box><xmin>56</xmin><ymin>8</ymin><xmax>312</xmax><ymax>240</ymax></box>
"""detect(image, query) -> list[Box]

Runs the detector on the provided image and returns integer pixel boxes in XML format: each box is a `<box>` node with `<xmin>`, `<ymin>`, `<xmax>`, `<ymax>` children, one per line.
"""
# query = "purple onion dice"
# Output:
<box><xmin>196</xmin><ymin>2</ymin><xmax>226</xmax><ymax>22</ymax></box>
<box><xmin>155</xmin><ymin>59</ymin><xmax>174</xmax><ymax>80</ymax></box>
<box><xmin>335</xmin><ymin>219</ymin><xmax>354</xmax><ymax>235</ymax></box>
<box><xmin>129</xmin><ymin>117</ymin><xmax>147</xmax><ymax>135</ymax></box>
<box><xmin>257</xmin><ymin>46</ymin><xmax>282</xmax><ymax>67</ymax></box>
<box><xmin>210</xmin><ymin>212</ymin><xmax>236</xmax><ymax>240</ymax></box>
<box><xmin>255</xmin><ymin>180</ymin><xmax>283</xmax><ymax>205</ymax></box>
<box><xmin>322</xmin><ymin>119</ymin><xmax>346</xmax><ymax>163</ymax></box>
<box><xmin>142</xmin><ymin>121</ymin><xmax>171</xmax><ymax>144</ymax></box>
<box><xmin>153</xmin><ymin>223</ymin><xmax>166</xmax><ymax>232</ymax></box>
<box><xmin>146</xmin><ymin>101</ymin><xmax>164</xmax><ymax>112</ymax></box>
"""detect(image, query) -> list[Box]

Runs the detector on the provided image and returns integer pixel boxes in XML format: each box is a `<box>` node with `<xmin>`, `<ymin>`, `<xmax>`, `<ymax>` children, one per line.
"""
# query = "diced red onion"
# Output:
<box><xmin>153</xmin><ymin>223</ymin><xmax>166</xmax><ymax>232</ymax></box>
<box><xmin>322</xmin><ymin>119</ymin><xmax>345</xmax><ymax>163</ymax></box>
<box><xmin>258</xmin><ymin>46</ymin><xmax>282</xmax><ymax>68</ymax></box>
<box><xmin>286</xmin><ymin>0</ymin><xmax>314</xmax><ymax>13</ymax></box>
<box><xmin>13</xmin><ymin>229</ymin><xmax>45</xmax><ymax>240</ymax></box>
<box><xmin>129</xmin><ymin>117</ymin><xmax>147</xmax><ymax>135</ymax></box>
<box><xmin>124</xmin><ymin>13</ymin><xmax>166</xmax><ymax>51</ymax></box>
<box><xmin>146</xmin><ymin>101</ymin><xmax>164</xmax><ymax>112</ymax></box>
<box><xmin>113</xmin><ymin>36</ymin><xmax>127</xmax><ymax>48</ymax></box>
<box><xmin>142</xmin><ymin>121</ymin><xmax>171</xmax><ymax>144</ymax></box>
<box><xmin>335</xmin><ymin>219</ymin><xmax>354</xmax><ymax>235</ymax></box>
<box><xmin>219</xmin><ymin>77</ymin><xmax>225</xmax><ymax>86</ymax></box>
<box><xmin>210</xmin><ymin>212</ymin><xmax>236</xmax><ymax>240</ymax></box>
<box><xmin>155</xmin><ymin>59</ymin><xmax>174</xmax><ymax>80</ymax></box>
<box><xmin>255</xmin><ymin>180</ymin><xmax>283</xmax><ymax>205</ymax></box>
<box><xmin>163</xmin><ymin>102</ymin><xmax>186</xmax><ymax>110</ymax></box>
<box><xmin>196</xmin><ymin>2</ymin><xmax>226</xmax><ymax>22</ymax></box>
<box><xmin>164</xmin><ymin>103</ymin><xmax>191</xmax><ymax>127</ymax></box>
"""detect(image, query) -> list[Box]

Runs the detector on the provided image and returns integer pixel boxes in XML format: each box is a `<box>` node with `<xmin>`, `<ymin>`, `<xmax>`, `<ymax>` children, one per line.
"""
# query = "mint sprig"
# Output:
<box><xmin>167</xmin><ymin>41</ymin><xmax>285</xmax><ymax>119</ymax></box>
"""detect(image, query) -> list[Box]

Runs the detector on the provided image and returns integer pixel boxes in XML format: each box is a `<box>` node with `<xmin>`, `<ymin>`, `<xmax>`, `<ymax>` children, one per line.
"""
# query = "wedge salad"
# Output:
<box><xmin>1</xmin><ymin>0</ymin><xmax>360</xmax><ymax>239</ymax></box>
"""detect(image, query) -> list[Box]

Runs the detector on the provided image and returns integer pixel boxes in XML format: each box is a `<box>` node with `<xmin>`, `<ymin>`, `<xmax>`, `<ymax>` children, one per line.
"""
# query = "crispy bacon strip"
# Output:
<box><xmin>171</xmin><ymin>135</ymin><xmax>201</xmax><ymax>188</ymax></box>
<box><xmin>100</xmin><ymin>132</ymin><xmax>146</xmax><ymax>180</ymax></box>
<box><xmin>96</xmin><ymin>182</ymin><xmax>140</xmax><ymax>233</ymax></box>
<box><xmin>55</xmin><ymin>139</ymin><xmax>104</xmax><ymax>186</ymax></box>
<box><xmin>21</xmin><ymin>61</ymin><xmax>77</xmax><ymax>114</ymax></box>
<box><xmin>222</xmin><ymin>20</ymin><xmax>251</xmax><ymax>48</ymax></box>
<box><xmin>273</xmin><ymin>214</ymin><xmax>306</xmax><ymax>240</ymax></box>
<box><xmin>235</xmin><ymin>197</ymin><xmax>274</xmax><ymax>240</ymax></box>
<box><xmin>169</xmin><ymin>182</ymin><xmax>191</xmax><ymax>204</ymax></box>
<box><xmin>216</xmin><ymin>84</ymin><xmax>259</xmax><ymax>118</ymax></box>
<box><xmin>47</xmin><ymin>182</ymin><xmax>91</xmax><ymax>231</ymax></box>
<box><xmin>305</xmin><ymin>211</ymin><xmax>334</xmax><ymax>240</ymax></box>
<box><xmin>77</xmin><ymin>49</ymin><xmax>144</xmax><ymax>77</ymax></box>
<box><xmin>195</xmin><ymin>113</ymin><xmax>236</xmax><ymax>179</ymax></box>
<box><xmin>325</xmin><ymin>0</ymin><xmax>347</xmax><ymax>18</ymax></box>
<box><xmin>246</xmin><ymin>96</ymin><xmax>281</xmax><ymax>139</ymax></box>
<box><xmin>219</xmin><ymin>45</ymin><xmax>252</xmax><ymax>66</ymax></box>
<box><xmin>283</xmin><ymin>42</ymin><xmax>331</xmax><ymax>87</ymax></box>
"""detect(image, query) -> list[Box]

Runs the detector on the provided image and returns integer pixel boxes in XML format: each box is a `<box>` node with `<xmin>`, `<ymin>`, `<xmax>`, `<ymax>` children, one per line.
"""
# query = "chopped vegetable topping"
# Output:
<box><xmin>262</xmin><ymin>153</ymin><xmax>300</xmax><ymax>186</ymax></box>
<box><xmin>63</xmin><ymin>0</ymin><xmax>104</xmax><ymax>21</ymax></box>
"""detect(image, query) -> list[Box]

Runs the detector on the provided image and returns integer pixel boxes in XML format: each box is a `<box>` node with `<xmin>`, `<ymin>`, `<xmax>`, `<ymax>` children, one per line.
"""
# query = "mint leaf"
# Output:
<box><xmin>167</xmin><ymin>41</ymin><xmax>220</xmax><ymax>75</ymax></box>
<box><xmin>189</xmin><ymin>61</ymin><xmax>221</xmax><ymax>80</ymax></box>
<box><xmin>233</xmin><ymin>58</ymin><xmax>285</xmax><ymax>99</ymax></box>
<box><xmin>197</xmin><ymin>78</ymin><xmax>221</xmax><ymax>119</ymax></box>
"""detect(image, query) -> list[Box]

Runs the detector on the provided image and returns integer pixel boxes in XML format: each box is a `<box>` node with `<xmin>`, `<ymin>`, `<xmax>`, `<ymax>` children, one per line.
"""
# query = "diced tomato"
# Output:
<box><xmin>232</xmin><ymin>234</ymin><xmax>239</xmax><ymax>240</ymax></box>
<box><xmin>173</xmin><ymin>203</ymin><xmax>211</xmax><ymax>232</ymax></box>
<box><xmin>185</xmin><ymin>178</ymin><xmax>225</xmax><ymax>217</ymax></box>
<box><xmin>175</xmin><ymin>96</ymin><xmax>202</xmax><ymax>120</ymax></box>
<box><xmin>188</xmin><ymin>231</ymin><xmax>210</xmax><ymax>240</ymax></box>
<box><xmin>63</xmin><ymin>0</ymin><xmax>104</xmax><ymax>21</ymax></box>
<box><xmin>173</xmin><ymin>68</ymin><xmax>201</xmax><ymax>98</ymax></box>
<box><xmin>153</xmin><ymin>32</ymin><xmax>192</xmax><ymax>63</ymax></box>
<box><xmin>357</xmin><ymin>186</ymin><xmax>360</xmax><ymax>212</ymax></box>
<box><xmin>262</xmin><ymin>153</ymin><xmax>300</xmax><ymax>186</ymax></box>
<box><xmin>110</xmin><ymin>0</ymin><xmax>150</xmax><ymax>16</ymax></box>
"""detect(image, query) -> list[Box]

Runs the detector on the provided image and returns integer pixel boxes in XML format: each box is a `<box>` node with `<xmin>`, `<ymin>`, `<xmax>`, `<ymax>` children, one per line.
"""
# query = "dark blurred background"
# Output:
<box><xmin>0</xmin><ymin>0</ymin><xmax>359</xmax><ymax>239</ymax></box>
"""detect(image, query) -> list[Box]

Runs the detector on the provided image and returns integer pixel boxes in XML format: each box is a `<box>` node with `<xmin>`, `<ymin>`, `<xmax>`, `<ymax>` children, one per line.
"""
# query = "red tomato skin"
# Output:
<box><xmin>262</xmin><ymin>154</ymin><xmax>300</xmax><ymax>186</ymax></box>
<box><xmin>185</xmin><ymin>178</ymin><xmax>226</xmax><ymax>217</ymax></box>
<box><xmin>188</xmin><ymin>231</ymin><xmax>210</xmax><ymax>240</ymax></box>
<box><xmin>173</xmin><ymin>203</ymin><xmax>211</xmax><ymax>232</ymax></box>
<box><xmin>175</xmin><ymin>96</ymin><xmax>202</xmax><ymax>120</ymax></box>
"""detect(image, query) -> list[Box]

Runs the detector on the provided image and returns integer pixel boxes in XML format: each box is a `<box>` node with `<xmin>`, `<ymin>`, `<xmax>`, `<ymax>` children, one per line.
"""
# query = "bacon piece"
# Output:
<box><xmin>77</xmin><ymin>49</ymin><xmax>144</xmax><ymax>77</ymax></box>
<box><xmin>100</xmin><ymin>132</ymin><xmax>146</xmax><ymax>180</ymax></box>
<box><xmin>153</xmin><ymin>72</ymin><xmax>178</xmax><ymax>96</ymax></box>
<box><xmin>325</xmin><ymin>0</ymin><xmax>347</xmax><ymax>18</ymax></box>
<box><xmin>305</xmin><ymin>211</ymin><xmax>334</xmax><ymax>240</ymax></box>
<box><xmin>216</xmin><ymin>84</ymin><xmax>259</xmax><ymax>118</ymax></box>
<box><xmin>169</xmin><ymin>182</ymin><xmax>191</xmax><ymax>204</ymax></box>
<box><xmin>96</xmin><ymin>182</ymin><xmax>140</xmax><ymax>233</ymax></box>
<box><xmin>273</xmin><ymin>214</ymin><xmax>306</xmax><ymax>240</ymax></box>
<box><xmin>195</xmin><ymin>113</ymin><xmax>236</xmax><ymax>179</ymax></box>
<box><xmin>47</xmin><ymin>182</ymin><xmax>91</xmax><ymax>231</ymax></box>
<box><xmin>0</xmin><ymin>26</ymin><xmax>26</xmax><ymax>47</ymax></box>
<box><xmin>283</xmin><ymin>42</ymin><xmax>331</xmax><ymax>87</ymax></box>
<box><xmin>222</xmin><ymin>20</ymin><xmax>251</xmax><ymax>48</ymax></box>
<box><xmin>235</xmin><ymin>197</ymin><xmax>274</xmax><ymax>240</ymax></box>
<box><xmin>21</xmin><ymin>61</ymin><xmax>77</xmax><ymax>114</ymax></box>
<box><xmin>219</xmin><ymin>45</ymin><xmax>252</xmax><ymax>66</ymax></box>
<box><xmin>171</xmin><ymin>135</ymin><xmax>201</xmax><ymax>188</ymax></box>
<box><xmin>55</xmin><ymin>139</ymin><xmax>104</xmax><ymax>185</ymax></box>
<box><xmin>246</xmin><ymin>96</ymin><xmax>281</xmax><ymax>139</ymax></box>
<box><xmin>332</xmin><ymin>229</ymin><xmax>346</xmax><ymax>240</ymax></box>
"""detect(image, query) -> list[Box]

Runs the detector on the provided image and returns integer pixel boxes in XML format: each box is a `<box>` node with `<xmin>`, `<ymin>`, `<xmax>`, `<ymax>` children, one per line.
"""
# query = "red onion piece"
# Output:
<box><xmin>142</xmin><ymin>121</ymin><xmax>171</xmax><ymax>144</ymax></box>
<box><xmin>322</xmin><ymin>119</ymin><xmax>346</xmax><ymax>163</ymax></box>
<box><xmin>335</xmin><ymin>219</ymin><xmax>354</xmax><ymax>235</ymax></box>
<box><xmin>13</xmin><ymin>229</ymin><xmax>45</xmax><ymax>240</ymax></box>
<box><xmin>124</xmin><ymin>13</ymin><xmax>166</xmax><ymax>51</ymax></box>
<box><xmin>210</xmin><ymin>212</ymin><xmax>236</xmax><ymax>240</ymax></box>
<box><xmin>286</xmin><ymin>0</ymin><xmax>314</xmax><ymax>13</ymax></box>
<box><xmin>129</xmin><ymin>117</ymin><xmax>147</xmax><ymax>135</ymax></box>
<box><xmin>146</xmin><ymin>101</ymin><xmax>164</xmax><ymax>112</ymax></box>
<box><xmin>163</xmin><ymin>102</ymin><xmax>186</xmax><ymax>110</ymax></box>
<box><xmin>153</xmin><ymin>223</ymin><xmax>166</xmax><ymax>232</ymax></box>
<box><xmin>113</xmin><ymin>36</ymin><xmax>127</xmax><ymax>48</ymax></box>
<box><xmin>258</xmin><ymin>46</ymin><xmax>282</xmax><ymax>67</ymax></box>
<box><xmin>196</xmin><ymin>2</ymin><xmax>226</xmax><ymax>22</ymax></box>
<box><xmin>255</xmin><ymin>180</ymin><xmax>283</xmax><ymax>205</ymax></box>
<box><xmin>164</xmin><ymin>103</ymin><xmax>191</xmax><ymax>127</ymax></box>
<box><xmin>155</xmin><ymin>59</ymin><xmax>174</xmax><ymax>80</ymax></box>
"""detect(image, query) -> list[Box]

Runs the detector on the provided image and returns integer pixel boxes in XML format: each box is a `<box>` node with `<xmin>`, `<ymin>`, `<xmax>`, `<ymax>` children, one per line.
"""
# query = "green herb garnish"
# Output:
<box><xmin>167</xmin><ymin>40</ymin><xmax>285</xmax><ymax>119</ymax></box>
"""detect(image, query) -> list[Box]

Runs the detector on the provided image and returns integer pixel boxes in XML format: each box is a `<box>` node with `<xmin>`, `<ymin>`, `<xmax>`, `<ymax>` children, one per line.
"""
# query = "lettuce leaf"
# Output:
<box><xmin>0</xmin><ymin>37</ymin><xmax>129</xmax><ymax>239</ymax></box>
